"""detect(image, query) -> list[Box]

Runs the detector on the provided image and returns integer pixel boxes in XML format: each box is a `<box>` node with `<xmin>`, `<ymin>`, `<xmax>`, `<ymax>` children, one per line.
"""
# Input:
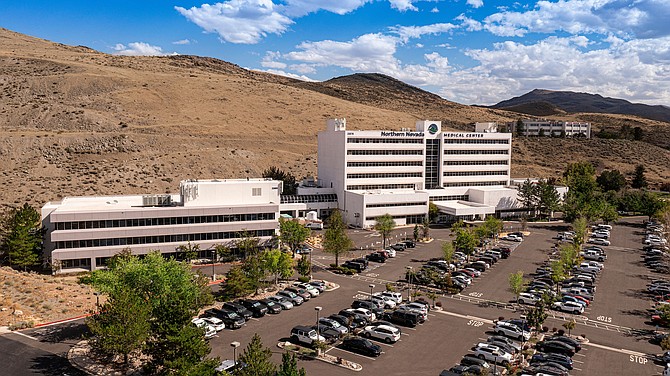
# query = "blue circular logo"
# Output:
<box><xmin>428</xmin><ymin>123</ymin><xmax>438</xmax><ymax>134</ymax></box>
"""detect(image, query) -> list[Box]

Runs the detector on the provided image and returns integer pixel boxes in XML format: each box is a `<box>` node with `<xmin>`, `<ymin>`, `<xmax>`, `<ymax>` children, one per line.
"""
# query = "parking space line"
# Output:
<box><xmin>11</xmin><ymin>331</ymin><xmax>38</xmax><ymax>341</ymax></box>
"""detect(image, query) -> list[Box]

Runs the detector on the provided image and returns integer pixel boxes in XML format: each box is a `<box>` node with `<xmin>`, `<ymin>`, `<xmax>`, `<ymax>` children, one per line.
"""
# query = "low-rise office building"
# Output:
<box><xmin>511</xmin><ymin>119</ymin><xmax>591</xmax><ymax>138</ymax></box>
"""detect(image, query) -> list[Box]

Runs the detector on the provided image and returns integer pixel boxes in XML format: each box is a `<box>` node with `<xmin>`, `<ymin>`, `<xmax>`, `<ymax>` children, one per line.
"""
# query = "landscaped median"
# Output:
<box><xmin>277</xmin><ymin>341</ymin><xmax>362</xmax><ymax>372</ymax></box>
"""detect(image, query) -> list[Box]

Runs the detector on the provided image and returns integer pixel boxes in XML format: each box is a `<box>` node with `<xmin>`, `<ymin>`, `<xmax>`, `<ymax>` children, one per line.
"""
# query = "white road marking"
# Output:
<box><xmin>584</xmin><ymin>342</ymin><xmax>649</xmax><ymax>357</ymax></box>
<box><xmin>11</xmin><ymin>331</ymin><xmax>38</xmax><ymax>341</ymax></box>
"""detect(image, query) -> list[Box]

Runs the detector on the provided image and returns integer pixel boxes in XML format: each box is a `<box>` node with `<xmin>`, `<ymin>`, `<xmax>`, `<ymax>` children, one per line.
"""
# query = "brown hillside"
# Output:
<box><xmin>0</xmin><ymin>27</ymin><xmax>669</xmax><ymax>214</ymax></box>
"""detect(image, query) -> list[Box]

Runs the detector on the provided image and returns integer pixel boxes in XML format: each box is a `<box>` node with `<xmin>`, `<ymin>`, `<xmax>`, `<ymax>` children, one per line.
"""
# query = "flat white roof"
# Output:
<box><xmin>432</xmin><ymin>200</ymin><xmax>495</xmax><ymax>216</ymax></box>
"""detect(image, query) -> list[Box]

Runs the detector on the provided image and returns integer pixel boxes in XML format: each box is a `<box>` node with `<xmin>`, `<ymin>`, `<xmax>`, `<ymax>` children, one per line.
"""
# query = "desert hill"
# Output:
<box><xmin>0</xmin><ymin>27</ymin><xmax>668</xmax><ymax>214</ymax></box>
<box><xmin>492</xmin><ymin>89</ymin><xmax>670</xmax><ymax>123</ymax></box>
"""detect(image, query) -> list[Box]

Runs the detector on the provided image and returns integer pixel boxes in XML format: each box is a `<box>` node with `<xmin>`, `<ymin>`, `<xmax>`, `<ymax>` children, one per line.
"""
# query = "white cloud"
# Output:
<box><xmin>391</xmin><ymin>23</ymin><xmax>458</xmax><ymax>42</ymax></box>
<box><xmin>455</xmin><ymin>13</ymin><xmax>483</xmax><ymax>32</ymax></box>
<box><xmin>430</xmin><ymin>7</ymin><xmax>439</xmax><ymax>13</ymax></box>
<box><xmin>281</xmin><ymin>0</ymin><xmax>371</xmax><ymax>17</ymax></box>
<box><xmin>175</xmin><ymin>0</ymin><xmax>293</xmax><ymax>44</ymax></box>
<box><xmin>172</xmin><ymin>39</ymin><xmax>192</xmax><ymax>45</ymax></box>
<box><xmin>467</xmin><ymin>0</ymin><xmax>484</xmax><ymax>8</ymax></box>
<box><xmin>112</xmin><ymin>42</ymin><xmax>175</xmax><ymax>56</ymax></box>
<box><xmin>416</xmin><ymin>43</ymin><xmax>424</xmax><ymax>48</ymax></box>
<box><xmin>482</xmin><ymin>0</ymin><xmax>670</xmax><ymax>39</ymax></box>
<box><xmin>255</xmin><ymin>68</ymin><xmax>317</xmax><ymax>81</ymax></box>
<box><xmin>389</xmin><ymin>0</ymin><xmax>418</xmax><ymax>12</ymax></box>
<box><xmin>289</xmin><ymin>63</ymin><xmax>317</xmax><ymax>74</ymax></box>
<box><xmin>261</xmin><ymin>51</ymin><xmax>287</xmax><ymax>69</ymax></box>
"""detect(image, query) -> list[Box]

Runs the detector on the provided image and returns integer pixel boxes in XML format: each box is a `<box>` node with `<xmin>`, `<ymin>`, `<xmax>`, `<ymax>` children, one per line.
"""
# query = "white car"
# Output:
<box><xmin>362</xmin><ymin>324</ymin><xmax>401</xmax><ymax>343</ymax></box>
<box><xmin>517</xmin><ymin>292</ymin><xmax>541</xmax><ymax>305</ymax></box>
<box><xmin>370</xmin><ymin>295</ymin><xmax>396</xmax><ymax>309</ymax></box>
<box><xmin>594</xmin><ymin>224</ymin><xmax>612</xmax><ymax>231</ymax></box>
<box><xmin>552</xmin><ymin>301</ymin><xmax>585</xmax><ymax>314</ymax></box>
<box><xmin>452</xmin><ymin>275</ymin><xmax>472</xmax><ymax>286</ymax></box>
<box><xmin>502</xmin><ymin>234</ymin><xmax>523</xmax><ymax>242</ymax></box>
<box><xmin>294</xmin><ymin>282</ymin><xmax>320</xmax><ymax>297</ymax></box>
<box><xmin>588</xmin><ymin>237</ymin><xmax>610</xmax><ymax>246</ymax></box>
<box><xmin>192</xmin><ymin>318</ymin><xmax>217</xmax><ymax>339</ymax></box>
<box><xmin>591</xmin><ymin>231</ymin><xmax>610</xmax><ymax>239</ymax></box>
<box><xmin>474</xmin><ymin>343</ymin><xmax>513</xmax><ymax>365</ymax></box>
<box><xmin>464</xmin><ymin>267</ymin><xmax>482</xmax><ymax>277</ymax></box>
<box><xmin>346</xmin><ymin>308</ymin><xmax>375</xmax><ymax>322</ymax></box>
<box><xmin>377</xmin><ymin>291</ymin><xmax>403</xmax><ymax>304</ymax></box>
<box><xmin>494</xmin><ymin>321</ymin><xmax>531</xmax><ymax>341</ymax></box>
<box><xmin>581</xmin><ymin>251</ymin><xmax>607</xmax><ymax>262</ymax></box>
<box><xmin>384</xmin><ymin>248</ymin><xmax>397</xmax><ymax>258</ymax></box>
<box><xmin>201</xmin><ymin>316</ymin><xmax>225</xmax><ymax>331</ymax></box>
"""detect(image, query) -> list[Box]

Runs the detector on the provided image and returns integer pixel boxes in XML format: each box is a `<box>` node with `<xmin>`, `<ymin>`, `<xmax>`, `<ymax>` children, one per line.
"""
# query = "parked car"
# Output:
<box><xmin>502</xmin><ymin>234</ymin><xmax>523</xmax><ymax>242</ymax></box>
<box><xmin>347</xmin><ymin>307</ymin><xmax>376</xmax><ymax>322</ymax></box>
<box><xmin>553</xmin><ymin>301</ymin><xmax>585</xmax><ymax>314</ymax></box>
<box><xmin>257</xmin><ymin>298</ymin><xmax>282</xmax><ymax>314</ymax></box>
<box><xmin>290</xmin><ymin>325</ymin><xmax>325</xmax><ymax>345</ymax></box>
<box><xmin>474</xmin><ymin>343</ymin><xmax>513</xmax><ymax>365</ymax></box>
<box><xmin>370</xmin><ymin>294</ymin><xmax>396</xmax><ymax>309</ymax></box>
<box><xmin>377</xmin><ymin>291</ymin><xmax>403</xmax><ymax>304</ymax></box>
<box><xmin>277</xmin><ymin>290</ymin><xmax>304</xmax><ymax>306</ymax></box>
<box><xmin>531</xmin><ymin>353</ymin><xmax>573</xmax><ymax>370</ymax></box>
<box><xmin>294</xmin><ymin>282</ymin><xmax>320</xmax><ymax>297</ymax></box>
<box><xmin>338</xmin><ymin>309</ymin><xmax>369</xmax><ymax>327</ymax></box>
<box><xmin>201</xmin><ymin>316</ymin><xmax>226</xmax><ymax>331</ymax></box>
<box><xmin>284</xmin><ymin>286</ymin><xmax>312</xmax><ymax>301</ymax></box>
<box><xmin>536</xmin><ymin>340</ymin><xmax>576</xmax><ymax>356</ymax></box>
<box><xmin>235</xmin><ymin>299</ymin><xmax>268</xmax><ymax>318</ymax></box>
<box><xmin>342</xmin><ymin>260</ymin><xmax>365</xmax><ymax>273</ymax></box>
<box><xmin>340</xmin><ymin>337</ymin><xmax>382</xmax><ymax>357</ymax></box>
<box><xmin>267</xmin><ymin>295</ymin><xmax>293</xmax><ymax>310</ymax></box>
<box><xmin>361</xmin><ymin>324</ymin><xmax>401</xmax><ymax>343</ymax></box>
<box><xmin>221</xmin><ymin>302</ymin><xmax>253</xmax><ymax>320</ymax></box>
<box><xmin>588</xmin><ymin>238</ymin><xmax>611</xmax><ymax>246</ymax></box>
<box><xmin>402</xmin><ymin>240</ymin><xmax>416</xmax><ymax>248</ymax></box>
<box><xmin>318</xmin><ymin>317</ymin><xmax>349</xmax><ymax>335</ymax></box>
<box><xmin>546</xmin><ymin>335</ymin><xmax>582</xmax><ymax>352</ymax></box>
<box><xmin>203</xmin><ymin>308</ymin><xmax>245</xmax><ymax>329</ymax></box>
<box><xmin>391</xmin><ymin>242</ymin><xmax>407</xmax><ymax>251</ymax></box>
<box><xmin>366</xmin><ymin>252</ymin><xmax>387</xmax><ymax>263</ymax></box>
<box><xmin>529</xmin><ymin>362</ymin><xmax>570</xmax><ymax>376</ymax></box>
<box><xmin>381</xmin><ymin>310</ymin><xmax>420</xmax><ymax>327</ymax></box>
<box><xmin>487</xmin><ymin>335</ymin><xmax>522</xmax><ymax>352</ymax></box>
<box><xmin>352</xmin><ymin>300</ymin><xmax>384</xmax><ymax>316</ymax></box>
<box><xmin>461</xmin><ymin>354</ymin><xmax>491</xmax><ymax>369</ymax></box>
<box><xmin>517</xmin><ymin>292</ymin><xmax>541</xmax><ymax>305</ymax></box>
<box><xmin>191</xmin><ymin>318</ymin><xmax>217</xmax><ymax>339</ymax></box>
<box><xmin>494</xmin><ymin>321</ymin><xmax>531</xmax><ymax>341</ymax></box>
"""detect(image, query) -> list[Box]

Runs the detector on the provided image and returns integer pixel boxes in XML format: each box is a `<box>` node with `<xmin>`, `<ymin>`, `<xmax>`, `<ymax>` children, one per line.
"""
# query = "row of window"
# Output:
<box><xmin>346</xmin><ymin>172</ymin><xmax>423</xmax><ymax>179</ymax></box>
<box><xmin>347</xmin><ymin>150</ymin><xmax>423</xmax><ymax>155</ymax></box>
<box><xmin>443</xmin><ymin>139</ymin><xmax>509</xmax><ymax>144</ymax></box>
<box><xmin>346</xmin><ymin>184</ymin><xmax>416</xmax><ymax>190</ymax></box>
<box><xmin>347</xmin><ymin>138</ymin><xmax>424</xmax><ymax>144</ymax></box>
<box><xmin>54</xmin><ymin>229</ymin><xmax>276</xmax><ymax>249</ymax></box>
<box><xmin>365</xmin><ymin>214</ymin><xmax>425</xmax><ymax>224</ymax></box>
<box><xmin>444</xmin><ymin>150</ymin><xmax>509</xmax><ymax>155</ymax></box>
<box><xmin>54</xmin><ymin>213</ymin><xmax>277</xmax><ymax>231</ymax></box>
<box><xmin>280</xmin><ymin>194</ymin><xmax>338</xmax><ymax>204</ymax></box>
<box><xmin>443</xmin><ymin>181</ymin><xmax>507</xmax><ymax>187</ymax></box>
<box><xmin>347</xmin><ymin>161</ymin><xmax>423</xmax><ymax>167</ymax></box>
<box><xmin>443</xmin><ymin>170</ymin><xmax>508</xmax><ymax>177</ymax></box>
<box><xmin>444</xmin><ymin>160</ymin><xmax>508</xmax><ymax>166</ymax></box>
<box><xmin>366</xmin><ymin>201</ymin><xmax>427</xmax><ymax>208</ymax></box>
<box><xmin>430</xmin><ymin>195</ymin><xmax>469</xmax><ymax>201</ymax></box>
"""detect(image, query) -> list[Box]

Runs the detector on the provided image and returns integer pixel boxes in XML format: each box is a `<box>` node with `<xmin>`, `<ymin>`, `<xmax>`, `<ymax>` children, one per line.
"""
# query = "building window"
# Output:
<box><xmin>442</xmin><ymin>181</ymin><xmax>507</xmax><ymax>187</ymax></box>
<box><xmin>443</xmin><ymin>139</ymin><xmax>509</xmax><ymax>144</ymax></box>
<box><xmin>443</xmin><ymin>150</ymin><xmax>509</xmax><ymax>155</ymax></box>
<box><xmin>347</xmin><ymin>138</ymin><xmax>424</xmax><ymax>144</ymax></box>
<box><xmin>346</xmin><ymin>172</ymin><xmax>423</xmax><ymax>179</ymax></box>
<box><xmin>366</xmin><ymin>202</ymin><xmax>427</xmax><ymax>208</ymax></box>
<box><xmin>347</xmin><ymin>161</ymin><xmax>423</xmax><ymax>167</ymax></box>
<box><xmin>444</xmin><ymin>160</ymin><xmax>508</xmax><ymax>166</ymax></box>
<box><xmin>280</xmin><ymin>194</ymin><xmax>338</xmax><ymax>204</ymax></box>
<box><xmin>252</xmin><ymin>188</ymin><xmax>262</xmax><ymax>196</ymax></box>
<box><xmin>347</xmin><ymin>150</ymin><xmax>423</xmax><ymax>156</ymax></box>
<box><xmin>346</xmin><ymin>184</ymin><xmax>416</xmax><ymax>190</ymax></box>
<box><xmin>365</xmin><ymin>214</ymin><xmax>425</xmax><ymax>224</ymax></box>
<box><xmin>430</xmin><ymin>195</ymin><xmax>469</xmax><ymax>201</ymax></box>
<box><xmin>443</xmin><ymin>171</ymin><xmax>508</xmax><ymax>177</ymax></box>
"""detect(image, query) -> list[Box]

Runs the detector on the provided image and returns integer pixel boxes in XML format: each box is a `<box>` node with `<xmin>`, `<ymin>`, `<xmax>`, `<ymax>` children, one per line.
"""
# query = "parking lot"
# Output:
<box><xmin>0</xmin><ymin>217</ymin><xmax>666</xmax><ymax>375</ymax></box>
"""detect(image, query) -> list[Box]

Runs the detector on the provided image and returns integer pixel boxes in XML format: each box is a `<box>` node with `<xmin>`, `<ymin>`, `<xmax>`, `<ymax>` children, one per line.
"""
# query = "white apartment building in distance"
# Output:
<box><xmin>317</xmin><ymin>119</ymin><xmax>521</xmax><ymax>228</ymax></box>
<box><xmin>42</xmin><ymin>179</ymin><xmax>283</xmax><ymax>273</ymax></box>
<box><xmin>511</xmin><ymin>119</ymin><xmax>591</xmax><ymax>138</ymax></box>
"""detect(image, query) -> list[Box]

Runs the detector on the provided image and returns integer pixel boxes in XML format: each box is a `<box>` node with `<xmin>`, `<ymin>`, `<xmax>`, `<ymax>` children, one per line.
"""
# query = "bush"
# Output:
<box><xmin>297</xmin><ymin>276</ymin><xmax>310</xmax><ymax>283</ymax></box>
<box><xmin>9</xmin><ymin>321</ymin><xmax>34</xmax><ymax>331</ymax></box>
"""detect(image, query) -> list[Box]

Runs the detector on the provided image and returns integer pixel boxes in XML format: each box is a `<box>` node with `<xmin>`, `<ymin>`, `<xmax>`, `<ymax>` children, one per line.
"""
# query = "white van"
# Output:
<box><xmin>305</xmin><ymin>221</ymin><xmax>323</xmax><ymax>230</ymax></box>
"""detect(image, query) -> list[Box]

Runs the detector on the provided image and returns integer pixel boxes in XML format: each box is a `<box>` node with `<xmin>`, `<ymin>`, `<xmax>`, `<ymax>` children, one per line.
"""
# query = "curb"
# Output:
<box><xmin>277</xmin><ymin>341</ymin><xmax>362</xmax><ymax>372</ymax></box>
<box><xmin>34</xmin><ymin>313</ymin><xmax>92</xmax><ymax>328</ymax></box>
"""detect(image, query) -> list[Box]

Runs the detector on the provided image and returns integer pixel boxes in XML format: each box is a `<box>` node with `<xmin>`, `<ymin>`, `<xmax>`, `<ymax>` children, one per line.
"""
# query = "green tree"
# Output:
<box><xmin>537</xmin><ymin>179</ymin><xmax>561</xmax><ymax>218</ymax></box>
<box><xmin>236</xmin><ymin>232</ymin><xmax>261</xmax><ymax>259</ymax></box>
<box><xmin>242</xmin><ymin>254</ymin><xmax>267</xmax><ymax>295</ymax></box>
<box><xmin>527</xmin><ymin>300</ymin><xmax>549</xmax><ymax>333</ymax></box>
<box><xmin>88</xmin><ymin>251</ymin><xmax>215</xmax><ymax>374</ymax></box>
<box><xmin>87</xmin><ymin>285</ymin><xmax>151</xmax><ymax>365</ymax></box>
<box><xmin>454</xmin><ymin>227</ymin><xmax>478</xmax><ymax>262</ymax></box>
<box><xmin>639</xmin><ymin>191</ymin><xmax>667</xmax><ymax>220</ymax></box>
<box><xmin>413</xmin><ymin>224</ymin><xmax>420</xmax><ymax>242</ymax></box>
<box><xmin>441</xmin><ymin>241</ymin><xmax>455</xmax><ymax>263</ymax></box>
<box><xmin>237</xmin><ymin>333</ymin><xmax>276</xmax><ymax>376</ymax></box>
<box><xmin>661</xmin><ymin>336</ymin><xmax>670</xmax><ymax>352</ymax></box>
<box><xmin>562</xmin><ymin>162</ymin><xmax>599</xmax><ymax>222</ymax></box>
<box><xmin>262</xmin><ymin>166</ymin><xmax>297</xmax><ymax>195</ymax></box>
<box><xmin>538</xmin><ymin>128</ymin><xmax>546</xmax><ymax>137</ymax></box>
<box><xmin>262</xmin><ymin>249</ymin><xmax>293</xmax><ymax>285</ymax></box>
<box><xmin>277</xmin><ymin>352</ymin><xmax>306</xmax><ymax>376</ymax></box>
<box><xmin>518</xmin><ymin>179</ymin><xmax>539</xmax><ymax>217</ymax></box>
<box><xmin>279</xmin><ymin>219</ymin><xmax>311</xmax><ymax>258</ymax></box>
<box><xmin>296</xmin><ymin>255</ymin><xmax>311</xmax><ymax>278</ymax></box>
<box><xmin>508</xmin><ymin>271</ymin><xmax>525</xmax><ymax>303</ymax></box>
<box><xmin>600</xmin><ymin>203</ymin><xmax>619</xmax><ymax>224</ymax></box>
<box><xmin>220</xmin><ymin>266</ymin><xmax>250</xmax><ymax>300</ymax></box>
<box><xmin>482</xmin><ymin>216</ymin><xmax>503</xmax><ymax>240</ymax></box>
<box><xmin>322</xmin><ymin>210</ymin><xmax>353</xmax><ymax>267</ymax></box>
<box><xmin>550</xmin><ymin>260</ymin><xmax>566</xmax><ymax>294</ymax></box>
<box><xmin>2</xmin><ymin>203</ymin><xmax>43</xmax><ymax>271</ymax></box>
<box><xmin>176</xmin><ymin>241</ymin><xmax>200</xmax><ymax>262</ymax></box>
<box><xmin>428</xmin><ymin>202</ymin><xmax>440</xmax><ymax>223</ymax></box>
<box><xmin>516</xmin><ymin>119</ymin><xmax>525</xmax><ymax>137</ymax></box>
<box><xmin>422</xmin><ymin>218</ymin><xmax>430</xmax><ymax>239</ymax></box>
<box><xmin>374</xmin><ymin>214</ymin><xmax>395</xmax><ymax>248</ymax></box>
<box><xmin>596</xmin><ymin>170</ymin><xmax>627</xmax><ymax>192</ymax></box>
<box><xmin>572</xmin><ymin>217</ymin><xmax>588</xmax><ymax>247</ymax></box>
<box><xmin>215</xmin><ymin>244</ymin><xmax>235</xmax><ymax>262</ymax></box>
<box><xmin>562</xmin><ymin>319</ymin><xmax>576</xmax><ymax>337</ymax></box>
<box><xmin>632</xmin><ymin>164</ymin><xmax>648</xmax><ymax>189</ymax></box>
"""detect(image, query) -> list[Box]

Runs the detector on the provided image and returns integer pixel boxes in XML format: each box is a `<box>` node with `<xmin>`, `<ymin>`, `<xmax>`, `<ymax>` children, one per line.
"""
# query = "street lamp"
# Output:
<box><xmin>368</xmin><ymin>284</ymin><xmax>375</xmax><ymax>302</ymax></box>
<box><xmin>315</xmin><ymin>306</ymin><xmax>322</xmax><ymax>341</ymax></box>
<box><xmin>211</xmin><ymin>249</ymin><xmax>217</xmax><ymax>281</ymax></box>
<box><xmin>231</xmin><ymin>341</ymin><xmax>240</xmax><ymax>367</ymax></box>
<box><xmin>406</xmin><ymin>266</ymin><xmax>413</xmax><ymax>301</ymax></box>
<box><xmin>93</xmin><ymin>291</ymin><xmax>101</xmax><ymax>312</ymax></box>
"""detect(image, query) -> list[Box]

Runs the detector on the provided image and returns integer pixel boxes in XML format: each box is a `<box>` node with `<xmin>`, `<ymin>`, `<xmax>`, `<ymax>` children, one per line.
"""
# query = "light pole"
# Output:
<box><xmin>231</xmin><ymin>341</ymin><xmax>240</xmax><ymax>367</ymax></box>
<box><xmin>406</xmin><ymin>266</ymin><xmax>413</xmax><ymax>301</ymax></box>
<box><xmin>315</xmin><ymin>306</ymin><xmax>322</xmax><ymax>341</ymax></box>
<box><xmin>369</xmin><ymin>284</ymin><xmax>375</xmax><ymax>302</ymax></box>
<box><xmin>93</xmin><ymin>291</ymin><xmax>101</xmax><ymax>312</ymax></box>
<box><xmin>211</xmin><ymin>249</ymin><xmax>217</xmax><ymax>281</ymax></box>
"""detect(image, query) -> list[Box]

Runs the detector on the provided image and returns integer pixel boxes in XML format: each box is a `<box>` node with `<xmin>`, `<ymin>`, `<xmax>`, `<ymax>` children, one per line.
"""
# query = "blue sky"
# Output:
<box><xmin>2</xmin><ymin>0</ymin><xmax>670</xmax><ymax>106</ymax></box>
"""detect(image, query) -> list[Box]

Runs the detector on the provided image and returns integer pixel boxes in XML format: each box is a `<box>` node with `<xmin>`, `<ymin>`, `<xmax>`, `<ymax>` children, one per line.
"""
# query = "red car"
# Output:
<box><xmin>651</xmin><ymin>315</ymin><xmax>670</xmax><ymax>327</ymax></box>
<box><xmin>564</xmin><ymin>294</ymin><xmax>590</xmax><ymax>307</ymax></box>
<box><xmin>455</xmin><ymin>269</ymin><xmax>477</xmax><ymax>278</ymax></box>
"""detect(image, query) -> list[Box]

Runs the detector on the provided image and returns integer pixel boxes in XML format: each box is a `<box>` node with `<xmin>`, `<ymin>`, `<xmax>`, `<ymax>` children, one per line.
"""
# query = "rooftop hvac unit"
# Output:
<box><xmin>142</xmin><ymin>194</ymin><xmax>172</xmax><ymax>207</ymax></box>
